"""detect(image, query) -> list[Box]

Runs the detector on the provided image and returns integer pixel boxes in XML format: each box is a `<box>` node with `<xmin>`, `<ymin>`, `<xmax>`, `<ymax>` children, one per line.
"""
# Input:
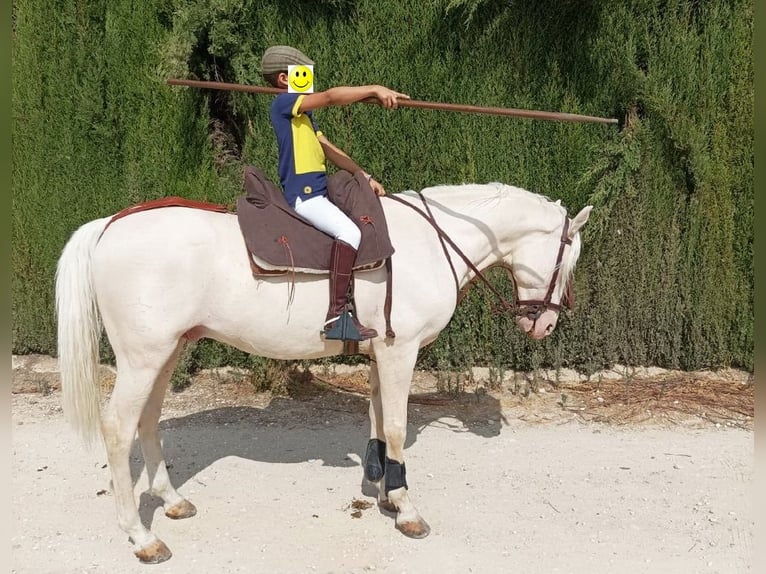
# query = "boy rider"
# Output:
<box><xmin>261</xmin><ymin>45</ymin><xmax>409</xmax><ymax>340</ymax></box>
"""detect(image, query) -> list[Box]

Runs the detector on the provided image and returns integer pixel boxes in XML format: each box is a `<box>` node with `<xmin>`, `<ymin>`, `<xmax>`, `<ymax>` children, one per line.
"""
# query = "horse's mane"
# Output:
<box><xmin>410</xmin><ymin>182</ymin><xmax>580</xmax><ymax>287</ymax></box>
<box><xmin>487</xmin><ymin>182</ymin><xmax>581</xmax><ymax>288</ymax></box>
<box><xmin>411</xmin><ymin>182</ymin><xmax>567</xmax><ymax>216</ymax></box>
<box><xmin>559</xmin><ymin>229</ymin><xmax>581</xmax><ymax>290</ymax></box>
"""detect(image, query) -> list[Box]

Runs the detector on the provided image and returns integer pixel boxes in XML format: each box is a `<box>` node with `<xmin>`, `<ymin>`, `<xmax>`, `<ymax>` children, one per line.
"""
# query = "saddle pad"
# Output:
<box><xmin>237</xmin><ymin>166</ymin><xmax>394</xmax><ymax>272</ymax></box>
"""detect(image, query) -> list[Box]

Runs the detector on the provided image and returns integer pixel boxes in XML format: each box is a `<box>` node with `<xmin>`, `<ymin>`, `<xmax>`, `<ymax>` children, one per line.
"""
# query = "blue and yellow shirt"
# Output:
<box><xmin>270</xmin><ymin>93</ymin><xmax>328</xmax><ymax>207</ymax></box>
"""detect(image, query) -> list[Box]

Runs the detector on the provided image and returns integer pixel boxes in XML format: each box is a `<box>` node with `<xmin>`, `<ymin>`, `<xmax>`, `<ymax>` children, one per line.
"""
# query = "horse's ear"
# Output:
<box><xmin>555</xmin><ymin>199</ymin><xmax>561</xmax><ymax>205</ymax></box>
<box><xmin>568</xmin><ymin>205</ymin><xmax>593</xmax><ymax>240</ymax></box>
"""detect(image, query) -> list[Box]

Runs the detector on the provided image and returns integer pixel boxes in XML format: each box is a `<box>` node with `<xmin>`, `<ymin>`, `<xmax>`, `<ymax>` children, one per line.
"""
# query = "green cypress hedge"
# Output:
<box><xmin>12</xmin><ymin>0</ymin><xmax>753</xmax><ymax>374</ymax></box>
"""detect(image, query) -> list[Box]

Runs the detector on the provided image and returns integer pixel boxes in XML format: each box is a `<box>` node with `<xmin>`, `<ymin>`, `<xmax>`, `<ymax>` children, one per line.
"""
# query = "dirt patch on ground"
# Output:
<box><xmin>310</xmin><ymin>366</ymin><xmax>753</xmax><ymax>428</ymax></box>
<box><xmin>12</xmin><ymin>354</ymin><xmax>753</xmax><ymax>430</ymax></box>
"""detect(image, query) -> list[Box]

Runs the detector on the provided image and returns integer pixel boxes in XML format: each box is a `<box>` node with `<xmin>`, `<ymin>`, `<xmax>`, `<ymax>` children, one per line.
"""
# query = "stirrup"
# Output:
<box><xmin>323</xmin><ymin>310</ymin><xmax>363</xmax><ymax>341</ymax></box>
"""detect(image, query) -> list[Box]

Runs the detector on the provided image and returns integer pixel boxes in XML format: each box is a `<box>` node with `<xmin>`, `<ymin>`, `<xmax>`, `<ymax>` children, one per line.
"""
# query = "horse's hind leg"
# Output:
<box><xmin>137</xmin><ymin>341</ymin><xmax>197</xmax><ymax>520</ymax></box>
<box><xmin>374</xmin><ymin>344</ymin><xmax>431</xmax><ymax>538</ymax></box>
<box><xmin>101</xmin><ymin>341</ymin><xmax>181</xmax><ymax>564</ymax></box>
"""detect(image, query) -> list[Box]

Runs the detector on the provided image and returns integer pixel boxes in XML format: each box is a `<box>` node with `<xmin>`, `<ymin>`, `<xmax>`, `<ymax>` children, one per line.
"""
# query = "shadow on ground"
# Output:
<box><xmin>132</xmin><ymin>378</ymin><xmax>505</xmax><ymax>528</ymax></box>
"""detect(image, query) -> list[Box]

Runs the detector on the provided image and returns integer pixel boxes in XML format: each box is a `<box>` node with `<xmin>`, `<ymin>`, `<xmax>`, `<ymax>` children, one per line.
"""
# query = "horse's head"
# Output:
<box><xmin>507</xmin><ymin>204</ymin><xmax>592</xmax><ymax>340</ymax></box>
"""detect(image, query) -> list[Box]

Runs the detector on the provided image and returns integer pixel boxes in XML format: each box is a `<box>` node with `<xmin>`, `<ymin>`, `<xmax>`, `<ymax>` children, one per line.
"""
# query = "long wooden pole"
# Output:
<box><xmin>166</xmin><ymin>78</ymin><xmax>619</xmax><ymax>125</ymax></box>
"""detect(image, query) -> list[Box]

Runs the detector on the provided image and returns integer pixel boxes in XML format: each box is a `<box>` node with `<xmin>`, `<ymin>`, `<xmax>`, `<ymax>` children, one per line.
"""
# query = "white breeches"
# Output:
<box><xmin>294</xmin><ymin>195</ymin><xmax>361</xmax><ymax>249</ymax></box>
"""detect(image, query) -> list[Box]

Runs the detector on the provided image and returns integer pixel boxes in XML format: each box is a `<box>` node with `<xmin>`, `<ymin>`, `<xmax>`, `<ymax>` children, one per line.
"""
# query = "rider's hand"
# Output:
<box><xmin>374</xmin><ymin>86</ymin><xmax>410</xmax><ymax>109</ymax></box>
<box><xmin>369</xmin><ymin>178</ymin><xmax>386</xmax><ymax>196</ymax></box>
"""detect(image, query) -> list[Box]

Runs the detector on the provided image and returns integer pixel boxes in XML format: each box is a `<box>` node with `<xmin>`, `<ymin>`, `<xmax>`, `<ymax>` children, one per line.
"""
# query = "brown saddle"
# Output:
<box><xmin>236</xmin><ymin>166</ymin><xmax>395</xmax><ymax>274</ymax></box>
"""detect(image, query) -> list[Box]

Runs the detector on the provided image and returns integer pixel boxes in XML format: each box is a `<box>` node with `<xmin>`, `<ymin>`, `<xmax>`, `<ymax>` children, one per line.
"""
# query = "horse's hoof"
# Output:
<box><xmin>134</xmin><ymin>539</ymin><xmax>173</xmax><ymax>564</ymax></box>
<box><xmin>165</xmin><ymin>499</ymin><xmax>197</xmax><ymax>520</ymax></box>
<box><xmin>396</xmin><ymin>518</ymin><xmax>431</xmax><ymax>539</ymax></box>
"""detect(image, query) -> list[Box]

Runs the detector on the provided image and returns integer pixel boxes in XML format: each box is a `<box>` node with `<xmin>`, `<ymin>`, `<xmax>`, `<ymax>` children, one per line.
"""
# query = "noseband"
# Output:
<box><xmin>386</xmin><ymin>192</ymin><xmax>574</xmax><ymax>320</ymax></box>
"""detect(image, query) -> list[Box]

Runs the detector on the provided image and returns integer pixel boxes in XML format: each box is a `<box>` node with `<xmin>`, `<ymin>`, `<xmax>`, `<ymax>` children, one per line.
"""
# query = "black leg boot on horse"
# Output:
<box><xmin>323</xmin><ymin>240</ymin><xmax>378</xmax><ymax>341</ymax></box>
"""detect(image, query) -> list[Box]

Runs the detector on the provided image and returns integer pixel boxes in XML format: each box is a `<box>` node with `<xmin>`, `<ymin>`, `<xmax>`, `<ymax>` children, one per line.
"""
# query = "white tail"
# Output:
<box><xmin>55</xmin><ymin>217</ymin><xmax>111</xmax><ymax>446</ymax></box>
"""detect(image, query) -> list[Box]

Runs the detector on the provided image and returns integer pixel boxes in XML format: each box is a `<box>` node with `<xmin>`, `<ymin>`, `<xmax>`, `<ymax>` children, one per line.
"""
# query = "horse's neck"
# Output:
<box><xmin>415</xmin><ymin>184</ymin><xmax>561</xmax><ymax>275</ymax></box>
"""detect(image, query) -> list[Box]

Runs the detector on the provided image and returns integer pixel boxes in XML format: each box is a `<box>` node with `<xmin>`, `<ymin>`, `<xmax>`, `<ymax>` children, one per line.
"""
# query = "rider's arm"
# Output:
<box><xmin>297</xmin><ymin>85</ymin><xmax>408</xmax><ymax>113</ymax></box>
<box><xmin>318</xmin><ymin>135</ymin><xmax>364</xmax><ymax>175</ymax></box>
<box><xmin>319</xmin><ymin>135</ymin><xmax>386</xmax><ymax>196</ymax></box>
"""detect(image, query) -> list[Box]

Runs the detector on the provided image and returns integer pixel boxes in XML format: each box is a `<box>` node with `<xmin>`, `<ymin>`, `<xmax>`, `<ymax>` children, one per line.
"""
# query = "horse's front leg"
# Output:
<box><xmin>364</xmin><ymin>360</ymin><xmax>393</xmax><ymax>509</ymax></box>
<box><xmin>374</xmin><ymin>345</ymin><xmax>431</xmax><ymax>538</ymax></box>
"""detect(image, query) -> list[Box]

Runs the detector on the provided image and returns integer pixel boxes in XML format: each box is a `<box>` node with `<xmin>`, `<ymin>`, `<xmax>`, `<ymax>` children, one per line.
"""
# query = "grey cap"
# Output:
<box><xmin>261</xmin><ymin>45</ymin><xmax>314</xmax><ymax>74</ymax></box>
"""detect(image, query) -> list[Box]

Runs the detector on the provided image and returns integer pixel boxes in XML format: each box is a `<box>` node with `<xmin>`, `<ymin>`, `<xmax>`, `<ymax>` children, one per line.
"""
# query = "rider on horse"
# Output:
<box><xmin>261</xmin><ymin>45</ymin><xmax>409</xmax><ymax>341</ymax></box>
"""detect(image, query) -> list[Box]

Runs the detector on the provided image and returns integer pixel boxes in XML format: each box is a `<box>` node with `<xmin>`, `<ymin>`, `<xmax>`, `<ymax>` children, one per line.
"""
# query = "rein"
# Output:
<box><xmin>386</xmin><ymin>192</ymin><xmax>573</xmax><ymax>321</ymax></box>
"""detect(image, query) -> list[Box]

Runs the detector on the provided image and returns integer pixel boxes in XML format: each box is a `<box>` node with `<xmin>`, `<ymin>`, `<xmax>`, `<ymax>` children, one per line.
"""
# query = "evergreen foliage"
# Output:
<box><xmin>12</xmin><ymin>0</ymin><xmax>753</xmax><ymax>374</ymax></box>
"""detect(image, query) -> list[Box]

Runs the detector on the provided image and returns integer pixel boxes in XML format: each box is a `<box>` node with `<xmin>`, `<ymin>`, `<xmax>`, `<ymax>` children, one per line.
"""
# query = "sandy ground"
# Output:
<box><xmin>11</xmin><ymin>357</ymin><xmax>754</xmax><ymax>574</ymax></box>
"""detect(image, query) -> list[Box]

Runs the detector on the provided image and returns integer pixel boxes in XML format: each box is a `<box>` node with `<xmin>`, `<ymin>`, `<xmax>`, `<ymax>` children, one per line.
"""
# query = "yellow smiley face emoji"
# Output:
<box><xmin>288</xmin><ymin>64</ymin><xmax>314</xmax><ymax>93</ymax></box>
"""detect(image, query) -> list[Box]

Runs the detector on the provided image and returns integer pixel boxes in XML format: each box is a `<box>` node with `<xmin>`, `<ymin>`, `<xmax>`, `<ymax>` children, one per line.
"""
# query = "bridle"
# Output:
<box><xmin>513</xmin><ymin>217</ymin><xmax>574</xmax><ymax>321</ymax></box>
<box><xmin>386</xmin><ymin>191</ymin><xmax>574</xmax><ymax>321</ymax></box>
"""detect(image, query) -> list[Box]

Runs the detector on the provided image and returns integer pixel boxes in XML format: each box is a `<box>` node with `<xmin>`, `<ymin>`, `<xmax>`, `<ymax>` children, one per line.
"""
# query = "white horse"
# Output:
<box><xmin>56</xmin><ymin>182</ymin><xmax>592</xmax><ymax>563</ymax></box>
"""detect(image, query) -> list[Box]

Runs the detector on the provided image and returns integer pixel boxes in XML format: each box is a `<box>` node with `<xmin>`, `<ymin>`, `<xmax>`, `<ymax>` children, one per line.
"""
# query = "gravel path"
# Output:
<box><xmin>11</xmin><ymin>383</ymin><xmax>753</xmax><ymax>574</ymax></box>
